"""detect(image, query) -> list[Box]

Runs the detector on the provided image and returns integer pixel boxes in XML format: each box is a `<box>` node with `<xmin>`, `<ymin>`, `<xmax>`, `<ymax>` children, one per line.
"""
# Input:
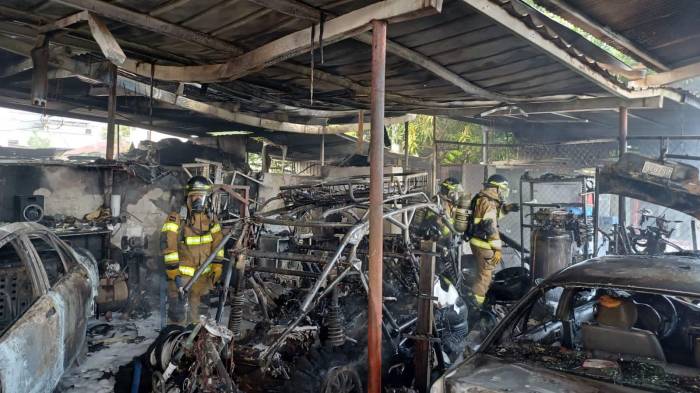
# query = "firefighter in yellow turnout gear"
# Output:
<box><xmin>468</xmin><ymin>174</ymin><xmax>519</xmax><ymax>305</ymax></box>
<box><xmin>161</xmin><ymin>176</ymin><xmax>225</xmax><ymax>324</ymax></box>
<box><xmin>422</xmin><ymin>177</ymin><xmax>462</xmax><ymax>242</ymax></box>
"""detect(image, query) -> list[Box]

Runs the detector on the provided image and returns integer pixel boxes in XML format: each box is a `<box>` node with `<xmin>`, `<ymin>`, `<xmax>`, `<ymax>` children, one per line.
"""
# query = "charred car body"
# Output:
<box><xmin>433</xmin><ymin>255</ymin><xmax>700</xmax><ymax>393</ymax></box>
<box><xmin>0</xmin><ymin>222</ymin><xmax>98</xmax><ymax>393</ymax></box>
<box><xmin>435</xmin><ymin>154</ymin><xmax>700</xmax><ymax>393</ymax></box>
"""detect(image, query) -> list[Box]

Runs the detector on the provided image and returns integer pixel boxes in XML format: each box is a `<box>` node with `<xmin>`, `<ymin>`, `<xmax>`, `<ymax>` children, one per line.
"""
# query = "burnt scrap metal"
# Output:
<box><xmin>598</xmin><ymin>153</ymin><xmax>700</xmax><ymax>220</ymax></box>
<box><xmin>148</xmin><ymin>316</ymin><xmax>239</xmax><ymax>393</ymax></box>
<box><xmin>146</xmin><ymin>171</ymin><xmax>475</xmax><ymax>392</ymax></box>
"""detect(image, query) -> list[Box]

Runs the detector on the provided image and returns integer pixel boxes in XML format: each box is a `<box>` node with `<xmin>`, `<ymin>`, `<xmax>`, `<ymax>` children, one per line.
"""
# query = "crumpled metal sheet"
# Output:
<box><xmin>598</xmin><ymin>153</ymin><xmax>700</xmax><ymax>219</ymax></box>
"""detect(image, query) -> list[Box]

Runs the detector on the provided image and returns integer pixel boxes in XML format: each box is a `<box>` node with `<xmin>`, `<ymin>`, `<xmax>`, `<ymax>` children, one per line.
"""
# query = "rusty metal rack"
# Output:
<box><xmin>278</xmin><ymin>172</ymin><xmax>428</xmax><ymax>206</ymax></box>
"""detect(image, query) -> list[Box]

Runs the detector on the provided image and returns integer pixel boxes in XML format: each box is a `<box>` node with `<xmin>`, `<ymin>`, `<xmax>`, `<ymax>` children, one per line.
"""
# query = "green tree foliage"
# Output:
<box><xmin>27</xmin><ymin>130</ymin><xmax>51</xmax><ymax>148</ymax></box>
<box><xmin>522</xmin><ymin>0</ymin><xmax>639</xmax><ymax>69</ymax></box>
<box><xmin>387</xmin><ymin>115</ymin><xmax>516</xmax><ymax>165</ymax></box>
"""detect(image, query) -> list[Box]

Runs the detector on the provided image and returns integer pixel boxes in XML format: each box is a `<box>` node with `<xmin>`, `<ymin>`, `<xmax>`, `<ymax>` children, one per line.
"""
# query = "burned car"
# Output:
<box><xmin>0</xmin><ymin>222</ymin><xmax>98</xmax><ymax>393</ymax></box>
<box><xmin>432</xmin><ymin>255</ymin><xmax>700</xmax><ymax>393</ymax></box>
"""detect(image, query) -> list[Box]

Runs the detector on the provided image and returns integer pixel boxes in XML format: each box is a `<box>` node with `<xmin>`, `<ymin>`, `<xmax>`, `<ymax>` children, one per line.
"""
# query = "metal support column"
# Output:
<box><xmin>403</xmin><ymin>121</ymin><xmax>409</xmax><ymax>170</ymax></box>
<box><xmin>432</xmin><ymin>116</ymin><xmax>438</xmax><ymax>195</ymax></box>
<box><xmin>368</xmin><ymin>19</ymin><xmax>386</xmax><ymax>393</ymax></box>
<box><xmin>106</xmin><ymin>63</ymin><xmax>117</xmax><ymax>160</ymax></box>
<box><xmin>356</xmin><ymin>110</ymin><xmax>365</xmax><ymax>153</ymax></box>
<box><xmin>618</xmin><ymin>106</ymin><xmax>628</xmax><ymax>228</ymax></box>
<box><xmin>414</xmin><ymin>240</ymin><xmax>436</xmax><ymax>393</ymax></box>
<box><xmin>482</xmin><ymin>128</ymin><xmax>489</xmax><ymax>182</ymax></box>
<box><xmin>320</xmin><ymin>133</ymin><xmax>325</xmax><ymax>167</ymax></box>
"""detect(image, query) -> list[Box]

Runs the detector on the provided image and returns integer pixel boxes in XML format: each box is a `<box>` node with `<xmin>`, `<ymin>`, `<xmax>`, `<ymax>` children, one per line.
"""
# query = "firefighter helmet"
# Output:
<box><xmin>185</xmin><ymin>176</ymin><xmax>213</xmax><ymax>212</ymax></box>
<box><xmin>485</xmin><ymin>174</ymin><xmax>509</xmax><ymax>198</ymax></box>
<box><xmin>439</xmin><ymin>177</ymin><xmax>463</xmax><ymax>203</ymax></box>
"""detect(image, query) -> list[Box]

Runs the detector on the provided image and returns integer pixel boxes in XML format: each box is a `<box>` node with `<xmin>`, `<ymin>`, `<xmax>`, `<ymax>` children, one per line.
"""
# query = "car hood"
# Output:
<box><xmin>441</xmin><ymin>354</ymin><xmax>649</xmax><ymax>393</ymax></box>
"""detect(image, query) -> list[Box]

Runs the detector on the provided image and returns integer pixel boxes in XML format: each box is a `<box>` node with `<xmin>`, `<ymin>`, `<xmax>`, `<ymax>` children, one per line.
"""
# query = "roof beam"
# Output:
<box><xmin>51</xmin><ymin>0</ymin><xmax>244</xmax><ymax>54</ymax></box>
<box><xmin>37</xmin><ymin>10</ymin><xmax>126</xmax><ymax>65</ymax></box>
<box><xmin>0</xmin><ymin>36</ymin><xmax>406</xmax><ymax>135</ymax></box>
<box><xmin>630</xmin><ymin>62</ymin><xmax>700</xmax><ymax>89</ymax></box>
<box><xmin>421</xmin><ymin>95</ymin><xmax>664</xmax><ymax>117</ymax></box>
<box><xmin>459</xmin><ymin>0</ymin><xmax>700</xmax><ymax>106</ymax></box>
<box><xmin>116</xmin><ymin>0</ymin><xmax>442</xmax><ymax>83</ymax></box>
<box><xmin>536</xmin><ymin>0</ymin><xmax>669</xmax><ymax>72</ymax></box>
<box><xmin>246</xmin><ymin>0</ymin><xmax>320</xmax><ymax>21</ymax></box>
<box><xmin>47</xmin><ymin>0</ymin><xmax>536</xmax><ymax>104</ymax></box>
<box><xmin>248</xmin><ymin>0</ymin><xmax>529</xmax><ymax>102</ymax></box>
<box><xmin>0</xmin><ymin>5</ymin><xmax>526</xmax><ymax>111</ymax></box>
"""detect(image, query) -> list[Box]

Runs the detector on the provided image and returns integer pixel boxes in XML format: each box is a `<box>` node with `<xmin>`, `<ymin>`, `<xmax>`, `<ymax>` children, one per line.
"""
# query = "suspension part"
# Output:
<box><xmin>228</xmin><ymin>293</ymin><xmax>245</xmax><ymax>337</ymax></box>
<box><xmin>325</xmin><ymin>287</ymin><xmax>345</xmax><ymax>347</ymax></box>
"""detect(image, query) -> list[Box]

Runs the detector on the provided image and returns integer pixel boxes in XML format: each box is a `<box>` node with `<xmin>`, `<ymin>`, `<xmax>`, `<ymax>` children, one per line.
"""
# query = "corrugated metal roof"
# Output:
<box><xmin>564</xmin><ymin>0</ymin><xmax>700</xmax><ymax>68</ymax></box>
<box><xmin>0</xmin><ymin>0</ymin><xmax>697</xmax><ymax>145</ymax></box>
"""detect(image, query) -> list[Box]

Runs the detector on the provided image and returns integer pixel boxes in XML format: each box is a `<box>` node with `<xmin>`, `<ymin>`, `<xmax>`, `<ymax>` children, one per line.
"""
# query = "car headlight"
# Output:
<box><xmin>430</xmin><ymin>376</ymin><xmax>445</xmax><ymax>393</ymax></box>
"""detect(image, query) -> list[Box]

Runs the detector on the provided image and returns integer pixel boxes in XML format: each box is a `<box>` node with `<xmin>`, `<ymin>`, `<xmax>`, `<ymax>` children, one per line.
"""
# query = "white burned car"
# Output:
<box><xmin>0</xmin><ymin>222</ymin><xmax>98</xmax><ymax>393</ymax></box>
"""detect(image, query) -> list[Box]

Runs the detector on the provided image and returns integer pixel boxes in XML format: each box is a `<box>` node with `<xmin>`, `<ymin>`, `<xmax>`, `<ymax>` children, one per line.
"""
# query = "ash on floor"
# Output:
<box><xmin>55</xmin><ymin>312</ymin><xmax>161</xmax><ymax>393</ymax></box>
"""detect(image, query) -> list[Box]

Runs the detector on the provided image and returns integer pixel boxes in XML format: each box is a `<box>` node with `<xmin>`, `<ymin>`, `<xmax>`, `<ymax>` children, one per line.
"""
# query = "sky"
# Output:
<box><xmin>0</xmin><ymin>107</ymin><xmax>185</xmax><ymax>156</ymax></box>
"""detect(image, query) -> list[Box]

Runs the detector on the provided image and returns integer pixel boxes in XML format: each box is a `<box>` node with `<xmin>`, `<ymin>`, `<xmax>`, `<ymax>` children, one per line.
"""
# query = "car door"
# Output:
<box><xmin>25</xmin><ymin>232</ymin><xmax>91</xmax><ymax>369</ymax></box>
<box><xmin>0</xmin><ymin>232</ymin><xmax>62</xmax><ymax>393</ymax></box>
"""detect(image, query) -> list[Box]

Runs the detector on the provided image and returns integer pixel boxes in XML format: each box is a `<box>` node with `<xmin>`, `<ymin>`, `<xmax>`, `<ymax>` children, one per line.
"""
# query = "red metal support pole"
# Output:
<box><xmin>368</xmin><ymin>19</ymin><xmax>386</xmax><ymax>393</ymax></box>
<box><xmin>618</xmin><ymin>106</ymin><xmax>628</xmax><ymax>228</ymax></box>
<box><xmin>106</xmin><ymin>63</ymin><xmax>117</xmax><ymax>160</ymax></box>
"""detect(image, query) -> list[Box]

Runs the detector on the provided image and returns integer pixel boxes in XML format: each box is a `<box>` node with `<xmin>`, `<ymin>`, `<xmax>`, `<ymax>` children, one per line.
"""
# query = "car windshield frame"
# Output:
<box><xmin>479</xmin><ymin>283</ymin><xmax>700</xmax><ymax>393</ymax></box>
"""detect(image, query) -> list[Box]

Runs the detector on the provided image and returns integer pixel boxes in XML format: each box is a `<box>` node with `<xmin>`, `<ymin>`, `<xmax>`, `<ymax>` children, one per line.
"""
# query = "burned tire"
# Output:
<box><xmin>282</xmin><ymin>346</ymin><xmax>364</xmax><ymax>393</ymax></box>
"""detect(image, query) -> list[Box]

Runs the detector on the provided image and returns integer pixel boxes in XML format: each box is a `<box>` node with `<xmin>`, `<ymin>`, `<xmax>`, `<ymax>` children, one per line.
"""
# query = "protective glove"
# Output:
<box><xmin>165</xmin><ymin>267</ymin><xmax>179</xmax><ymax>281</ymax></box>
<box><xmin>490</xmin><ymin>249</ymin><xmax>503</xmax><ymax>265</ymax></box>
<box><xmin>211</xmin><ymin>263</ymin><xmax>223</xmax><ymax>282</ymax></box>
<box><xmin>504</xmin><ymin>203</ymin><xmax>520</xmax><ymax>213</ymax></box>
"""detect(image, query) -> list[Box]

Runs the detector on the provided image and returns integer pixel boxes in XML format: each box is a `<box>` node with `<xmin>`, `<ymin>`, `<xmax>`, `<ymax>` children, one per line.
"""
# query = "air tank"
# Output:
<box><xmin>530</xmin><ymin>210</ymin><xmax>575</xmax><ymax>280</ymax></box>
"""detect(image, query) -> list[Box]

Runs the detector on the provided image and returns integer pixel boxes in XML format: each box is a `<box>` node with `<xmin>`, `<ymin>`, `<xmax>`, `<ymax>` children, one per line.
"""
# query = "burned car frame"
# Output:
<box><xmin>148</xmin><ymin>172</ymin><xmax>473</xmax><ymax>392</ymax></box>
<box><xmin>0</xmin><ymin>222</ymin><xmax>98</xmax><ymax>393</ymax></box>
<box><xmin>432</xmin><ymin>255</ymin><xmax>700</xmax><ymax>393</ymax></box>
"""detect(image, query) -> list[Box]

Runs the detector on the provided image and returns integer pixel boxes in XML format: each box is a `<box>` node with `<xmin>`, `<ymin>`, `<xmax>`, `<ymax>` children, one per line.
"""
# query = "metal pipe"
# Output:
<box><xmin>247</xmin><ymin>266</ymin><xmax>320</xmax><ymax>278</ymax></box>
<box><xmin>482</xmin><ymin>127</ymin><xmax>488</xmax><ymax>182</ymax></box>
<box><xmin>216</xmin><ymin>223</ymin><xmax>247</xmax><ymax>324</ymax></box>
<box><xmin>369</xmin><ymin>20</ymin><xmax>386</xmax><ymax>393</ymax></box>
<box><xmin>403</xmin><ymin>121</ymin><xmax>409</xmax><ymax>170</ymax></box>
<box><xmin>692</xmin><ymin>220</ymin><xmax>698</xmax><ymax>253</ymax></box>
<box><xmin>432</xmin><ymin>116</ymin><xmax>438</xmax><ymax>195</ymax></box>
<box><xmin>242</xmin><ymin>250</ymin><xmax>328</xmax><ymax>264</ymax></box>
<box><xmin>182</xmin><ymin>231</ymin><xmax>234</xmax><ymax>294</ymax></box>
<box><xmin>320</xmin><ymin>133</ymin><xmax>325</xmax><ymax>167</ymax></box>
<box><xmin>593</xmin><ymin>167</ymin><xmax>600</xmax><ymax>256</ymax></box>
<box><xmin>618</xmin><ymin>106</ymin><xmax>628</xmax><ymax>229</ymax></box>
<box><xmin>414</xmin><ymin>241</ymin><xmax>435</xmax><ymax>393</ymax></box>
<box><xmin>106</xmin><ymin>63</ymin><xmax>117</xmax><ymax>160</ymax></box>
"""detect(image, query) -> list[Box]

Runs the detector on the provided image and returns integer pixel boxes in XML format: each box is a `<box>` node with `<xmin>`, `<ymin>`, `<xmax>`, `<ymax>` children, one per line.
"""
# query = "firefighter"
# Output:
<box><xmin>161</xmin><ymin>176</ymin><xmax>225</xmax><ymax>324</ymax></box>
<box><xmin>423</xmin><ymin>177</ymin><xmax>462</xmax><ymax>241</ymax></box>
<box><xmin>468</xmin><ymin>174</ymin><xmax>519</xmax><ymax>306</ymax></box>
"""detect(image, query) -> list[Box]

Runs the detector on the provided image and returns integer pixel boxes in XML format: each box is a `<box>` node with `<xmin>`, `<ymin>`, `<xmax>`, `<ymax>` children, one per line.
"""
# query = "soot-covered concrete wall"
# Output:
<box><xmin>0</xmin><ymin>164</ymin><xmax>104</xmax><ymax>222</ymax></box>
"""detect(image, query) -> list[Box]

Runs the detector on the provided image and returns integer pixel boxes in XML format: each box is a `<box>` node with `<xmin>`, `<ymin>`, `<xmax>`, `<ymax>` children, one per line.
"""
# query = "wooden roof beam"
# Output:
<box><xmin>0</xmin><ymin>35</ymin><xmax>407</xmax><ymax>135</ymax></box>
<box><xmin>115</xmin><ymin>0</ymin><xmax>442</xmax><ymax>83</ymax></box>
<box><xmin>52</xmin><ymin>0</ymin><xmax>244</xmax><ymax>54</ymax></box>
<box><xmin>248</xmin><ymin>0</ymin><xmax>530</xmax><ymax>102</ymax></box>
<box><xmin>420</xmin><ymin>96</ymin><xmax>664</xmax><ymax>117</ymax></box>
<box><xmin>630</xmin><ymin>62</ymin><xmax>700</xmax><ymax>89</ymax></box>
<box><xmin>536</xmin><ymin>0</ymin><xmax>669</xmax><ymax>72</ymax></box>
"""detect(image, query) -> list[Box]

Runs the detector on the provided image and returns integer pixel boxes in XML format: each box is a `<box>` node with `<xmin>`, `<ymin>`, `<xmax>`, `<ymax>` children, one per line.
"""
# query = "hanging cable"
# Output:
<box><xmin>309</xmin><ymin>23</ymin><xmax>315</xmax><ymax>105</ymax></box>
<box><xmin>319</xmin><ymin>12</ymin><xmax>325</xmax><ymax>64</ymax></box>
